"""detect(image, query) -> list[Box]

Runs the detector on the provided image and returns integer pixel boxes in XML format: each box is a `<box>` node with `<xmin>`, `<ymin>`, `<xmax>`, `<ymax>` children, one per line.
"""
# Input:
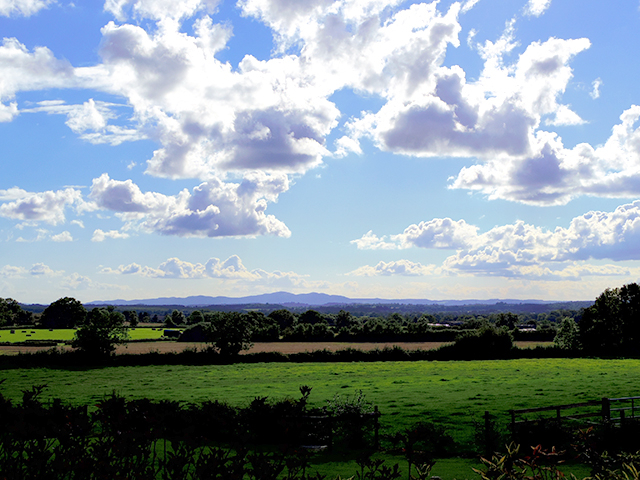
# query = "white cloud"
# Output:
<box><xmin>449</xmin><ymin>105</ymin><xmax>640</xmax><ymax>205</ymax></box>
<box><xmin>0</xmin><ymin>0</ymin><xmax>636</xmax><ymax>216</ymax></box>
<box><xmin>0</xmin><ymin>265</ymin><xmax>27</xmax><ymax>277</ymax></box>
<box><xmin>91</xmin><ymin>229</ymin><xmax>130</xmax><ymax>242</ymax></box>
<box><xmin>351</xmin><ymin>230</ymin><xmax>398</xmax><ymax>250</ymax></box>
<box><xmin>104</xmin><ymin>0</ymin><xmax>220</xmax><ymax>22</ymax></box>
<box><xmin>355</xmin><ymin>200</ymin><xmax>640</xmax><ymax>279</ymax></box>
<box><xmin>0</xmin><ymin>38</ymin><xmax>76</xmax><ymax>102</ymax></box>
<box><xmin>348</xmin><ymin>259</ymin><xmax>438</xmax><ymax>277</ymax></box>
<box><xmin>89</xmin><ymin>172</ymin><xmax>291</xmax><ymax>238</ymax></box>
<box><xmin>102</xmin><ymin>254</ymin><xmax>312</xmax><ymax>286</ymax></box>
<box><xmin>590</xmin><ymin>78</ymin><xmax>602</xmax><ymax>99</ymax></box>
<box><xmin>29</xmin><ymin>262</ymin><xmax>61</xmax><ymax>276</ymax></box>
<box><xmin>460</xmin><ymin>0</ymin><xmax>481</xmax><ymax>14</ymax></box>
<box><xmin>0</xmin><ymin>187</ymin><xmax>84</xmax><ymax>225</ymax></box>
<box><xmin>0</xmin><ymin>0</ymin><xmax>54</xmax><ymax>17</ymax></box>
<box><xmin>0</xmin><ymin>101</ymin><xmax>18</xmax><ymax>121</ymax></box>
<box><xmin>71</xmin><ymin>220</ymin><xmax>85</xmax><ymax>228</ymax></box>
<box><xmin>524</xmin><ymin>0</ymin><xmax>551</xmax><ymax>17</ymax></box>
<box><xmin>51</xmin><ymin>231</ymin><xmax>73</xmax><ymax>242</ymax></box>
<box><xmin>392</xmin><ymin>218</ymin><xmax>479</xmax><ymax>249</ymax></box>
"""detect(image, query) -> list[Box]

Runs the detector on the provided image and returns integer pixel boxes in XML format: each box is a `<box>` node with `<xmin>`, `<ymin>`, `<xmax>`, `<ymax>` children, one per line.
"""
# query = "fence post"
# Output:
<box><xmin>602</xmin><ymin>397</ymin><xmax>611</xmax><ymax>423</ymax></box>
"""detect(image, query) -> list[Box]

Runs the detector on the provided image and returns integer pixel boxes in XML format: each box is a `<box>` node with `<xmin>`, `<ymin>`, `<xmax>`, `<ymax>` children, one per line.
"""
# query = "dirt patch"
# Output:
<box><xmin>0</xmin><ymin>340</ymin><xmax>552</xmax><ymax>356</ymax></box>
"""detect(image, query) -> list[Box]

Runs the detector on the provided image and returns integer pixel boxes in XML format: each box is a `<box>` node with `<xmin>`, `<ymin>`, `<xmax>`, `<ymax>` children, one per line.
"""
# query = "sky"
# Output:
<box><xmin>1</xmin><ymin>0</ymin><xmax>640</xmax><ymax>304</ymax></box>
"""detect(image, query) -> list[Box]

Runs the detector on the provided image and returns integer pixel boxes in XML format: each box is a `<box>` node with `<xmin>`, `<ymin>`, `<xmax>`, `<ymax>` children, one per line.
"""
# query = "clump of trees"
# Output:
<box><xmin>578</xmin><ymin>283</ymin><xmax>640</xmax><ymax>355</ymax></box>
<box><xmin>0</xmin><ymin>298</ymin><xmax>32</xmax><ymax>326</ymax></box>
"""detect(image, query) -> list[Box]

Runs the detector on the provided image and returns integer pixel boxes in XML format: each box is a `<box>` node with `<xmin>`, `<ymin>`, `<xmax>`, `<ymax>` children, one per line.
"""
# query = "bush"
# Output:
<box><xmin>440</xmin><ymin>325</ymin><xmax>514</xmax><ymax>359</ymax></box>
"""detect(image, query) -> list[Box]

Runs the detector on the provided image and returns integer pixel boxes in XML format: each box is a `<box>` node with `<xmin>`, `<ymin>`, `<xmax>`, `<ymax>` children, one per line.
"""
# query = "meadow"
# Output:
<box><xmin>1</xmin><ymin>358</ymin><xmax>637</xmax><ymax>448</ymax></box>
<box><xmin>0</xmin><ymin>327</ymin><xmax>169</xmax><ymax>343</ymax></box>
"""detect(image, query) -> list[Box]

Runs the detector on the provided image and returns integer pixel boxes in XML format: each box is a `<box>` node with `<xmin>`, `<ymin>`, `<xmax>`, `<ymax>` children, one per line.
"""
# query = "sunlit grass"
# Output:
<box><xmin>0</xmin><ymin>327</ymin><xmax>172</xmax><ymax>343</ymax></box>
<box><xmin>1</xmin><ymin>358</ymin><xmax>638</xmax><ymax>450</ymax></box>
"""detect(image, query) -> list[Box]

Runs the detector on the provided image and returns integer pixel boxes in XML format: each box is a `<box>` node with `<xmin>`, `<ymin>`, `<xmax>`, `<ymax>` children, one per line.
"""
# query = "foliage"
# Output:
<box><xmin>71</xmin><ymin>308</ymin><xmax>129</xmax><ymax>356</ymax></box>
<box><xmin>446</xmin><ymin>324</ymin><xmax>514</xmax><ymax>359</ymax></box>
<box><xmin>0</xmin><ymin>298</ymin><xmax>31</xmax><ymax>326</ymax></box>
<box><xmin>40</xmin><ymin>297</ymin><xmax>86</xmax><ymax>329</ymax></box>
<box><xmin>474</xmin><ymin>443</ymin><xmax>578</xmax><ymax>480</ymax></box>
<box><xmin>579</xmin><ymin>283</ymin><xmax>640</xmax><ymax>355</ymax></box>
<box><xmin>554</xmin><ymin>317</ymin><xmax>580</xmax><ymax>351</ymax></box>
<box><xmin>208</xmin><ymin>311</ymin><xmax>254</xmax><ymax>356</ymax></box>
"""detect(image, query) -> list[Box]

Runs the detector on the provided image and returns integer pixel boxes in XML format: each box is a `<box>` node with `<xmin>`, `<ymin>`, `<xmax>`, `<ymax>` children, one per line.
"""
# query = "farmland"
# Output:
<box><xmin>0</xmin><ymin>327</ymin><xmax>169</xmax><ymax>343</ymax></box>
<box><xmin>1</xmin><ymin>358</ymin><xmax>637</xmax><ymax>449</ymax></box>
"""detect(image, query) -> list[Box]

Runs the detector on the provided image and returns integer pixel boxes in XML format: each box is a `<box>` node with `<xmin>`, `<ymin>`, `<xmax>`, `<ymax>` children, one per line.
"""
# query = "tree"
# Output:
<box><xmin>554</xmin><ymin>317</ymin><xmax>579</xmax><ymax>351</ymax></box>
<box><xmin>72</xmin><ymin>308</ymin><xmax>128</xmax><ymax>356</ymax></box>
<box><xmin>188</xmin><ymin>310</ymin><xmax>205</xmax><ymax>325</ymax></box>
<box><xmin>268</xmin><ymin>309</ymin><xmax>296</xmax><ymax>330</ymax></box>
<box><xmin>40</xmin><ymin>297</ymin><xmax>86</xmax><ymax>329</ymax></box>
<box><xmin>580</xmin><ymin>283</ymin><xmax>640</xmax><ymax>355</ymax></box>
<box><xmin>123</xmin><ymin>310</ymin><xmax>138</xmax><ymax>327</ymax></box>
<box><xmin>170</xmin><ymin>310</ymin><xmax>186</xmax><ymax>326</ymax></box>
<box><xmin>209</xmin><ymin>311</ymin><xmax>253</xmax><ymax>356</ymax></box>
<box><xmin>579</xmin><ymin>287</ymin><xmax>624</xmax><ymax>355</ymax></box>
<box><xmin>299</xmin><ymin>310</ymin><xmax>326</xmax><ymax>325</ymax></box>
<box><xmin>0</xmin><ymin>298</ymin><xmax>31</xmax><ymax>326</ymax></box>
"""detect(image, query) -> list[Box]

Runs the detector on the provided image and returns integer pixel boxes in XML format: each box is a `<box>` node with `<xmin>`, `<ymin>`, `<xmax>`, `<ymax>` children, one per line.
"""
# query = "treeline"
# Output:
<box><xmin>1</xmin><ymin>295</ymin><xmax>579</xmax><ymax>344</ymax></box>
<box><xmin>173</xmin><ymin>308</ymin><xmax>569</xmax><ymax>347</ymax></box>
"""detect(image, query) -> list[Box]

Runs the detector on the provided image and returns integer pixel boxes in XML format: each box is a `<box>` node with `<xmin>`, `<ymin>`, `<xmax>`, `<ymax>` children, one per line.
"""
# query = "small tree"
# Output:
<box><xmin>554</xmin><ymin>317</ymin><xmax>579</xmax><ymax>350</ymax></box>
<box><xmin>72</xmin><ymin>308</ymin><xmax>128</xmax><ymax>356</ymax></box>
<box><xmin>123</xmin><ymin>310</ymin><xmax>138</xmax><ymax>327</ymax></box>
<box><xmin>209</xmin><ymin>311</ymin><xmax>253</xmax><ymax>356</ymax></box>
<box><xmin>170</xmin><ymin>309</ymin><xmax>186</xmax><ymax>326</ymax></box>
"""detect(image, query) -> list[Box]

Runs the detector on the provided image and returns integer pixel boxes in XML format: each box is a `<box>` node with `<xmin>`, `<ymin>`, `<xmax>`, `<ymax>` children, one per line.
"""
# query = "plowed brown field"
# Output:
<box><xmin>0</xmin><ymin>340</ymin><xmax>550</xmax><ymax>355</ymax></box>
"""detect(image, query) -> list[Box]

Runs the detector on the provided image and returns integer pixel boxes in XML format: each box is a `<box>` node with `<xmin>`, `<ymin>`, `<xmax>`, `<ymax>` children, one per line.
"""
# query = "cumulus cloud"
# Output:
<box><xmin>1</xmin><ymin>0</ymin><xmax>638</xmax><ymax>213</ymax></box>
<box><xmin>29</xmin><ymin>262</ymin><xmax>61</xmax><ymax>276</ymax></box>
<box><xmin>91</xmin><ymin>229</ymin><xmax>130</xmax><ymax>242</ymax></box>
<box><xmin>350</xmin><ymin>230</ymin><xmax>398</xmax><ymax>250</ymax></box>
<box><xmin>0</xmin><ymin>0</ymin><xmax>54</xmax><ymax>17</ymax></box>
<box><xmin>355</xmin><ymin>200</ymin><xmax>640</xmax><ymax>279</ymax></box>
<box><xmin>348</xmin><ymin>259</ymin><xmax>438</xmax><ymax>277</ymax></box>
<box><xmin>102</xmin><ymin>254</ymin><xmax>311</xmax><ymax>286</ymax></box>
<box><xmin>524</xmin><ymin>0</ymin><xmax>552</xmax><ymax>17</ymax></box>
<box><xmin>0</xmin><ymin>265</ymin><xmax>27</xmax><ymax>277</ymax></box>
<box><xmin>89</xmin><ymin>172</ymin><xmax>291</xmax><ymax>238</ymax></box>
<box><xmin>51</xmin><ymin>231</ymin><xmax>73</xmax><ymax>242</ymax></box>
<box><xmin>104</xmin><ymin>0</ymin><xmax>220</xmax><ymax>22</ymax></box>
<box><xmin>0</xmin><ymin>187</ymin><xmax>84</xmax><ymax>225</ymax></box>
<box><xmin>0</xmin><ymin>38</ymin><xmax>76</xmax><ymax>103</ymax></box>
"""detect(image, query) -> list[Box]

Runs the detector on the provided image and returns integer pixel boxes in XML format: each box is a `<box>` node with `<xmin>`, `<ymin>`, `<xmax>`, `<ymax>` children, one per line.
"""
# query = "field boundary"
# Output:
<box><xmin>509</xmin><ymin>395</ymin><xmax>640</xmax><ymax>432</ymax></box>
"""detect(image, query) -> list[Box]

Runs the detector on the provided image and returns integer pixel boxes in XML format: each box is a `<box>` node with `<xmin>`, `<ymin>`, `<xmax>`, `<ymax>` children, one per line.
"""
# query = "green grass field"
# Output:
<box><xmin>2</xmin><ymin>358</ymin><xmax>620</xmax><ymax>479</ymax></box>
<box><xmin>0</xmin><ymin>327</ymin><xmax>171</xmax><ymax>343</ymax></box>
<box><xmin>1</xmin><ymin>358</ymin><xmax>637</xmax><ymax>447</ymax></box>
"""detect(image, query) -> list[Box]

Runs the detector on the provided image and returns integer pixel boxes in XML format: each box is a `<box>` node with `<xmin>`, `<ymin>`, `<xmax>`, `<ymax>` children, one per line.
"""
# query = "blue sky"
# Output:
<box><xmin>1</xmin><ymin>0</ymin><xmax>640</xmax><ymax>304</ymax></box>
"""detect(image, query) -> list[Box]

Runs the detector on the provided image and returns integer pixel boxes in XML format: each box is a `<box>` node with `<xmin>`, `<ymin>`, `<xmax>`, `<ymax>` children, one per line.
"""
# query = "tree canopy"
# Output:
<box><xmin>40</xmin><ymin>297</ymin><xmax>86</xmax><ymax>329</ymax></box>
<box><xmin>72</xmin><ymin>308</ymin><xmax>128</xmax><ymax>356</ymax></box>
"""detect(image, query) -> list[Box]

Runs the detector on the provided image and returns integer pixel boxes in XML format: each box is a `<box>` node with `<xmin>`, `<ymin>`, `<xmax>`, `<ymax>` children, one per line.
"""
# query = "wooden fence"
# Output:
<box><xmin>509</xmin><ymin>396</ymin><xmax>640</xmax><ymax>433</ymax></box>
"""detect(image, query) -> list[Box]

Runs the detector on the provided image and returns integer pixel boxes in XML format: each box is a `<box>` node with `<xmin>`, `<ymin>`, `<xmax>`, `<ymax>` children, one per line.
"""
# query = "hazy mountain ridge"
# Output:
<box><xmin>88</xmin><ymin>291</ymin><xmax>585</xmax><ymax>308</ymax></box>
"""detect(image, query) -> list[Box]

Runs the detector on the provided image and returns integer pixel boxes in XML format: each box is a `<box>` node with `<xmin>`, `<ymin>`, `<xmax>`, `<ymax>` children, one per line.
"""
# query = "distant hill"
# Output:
<box><xmin>87</xmin><ymin>291</ymin><xmax>588</xmax><ymax>308</ymax></box>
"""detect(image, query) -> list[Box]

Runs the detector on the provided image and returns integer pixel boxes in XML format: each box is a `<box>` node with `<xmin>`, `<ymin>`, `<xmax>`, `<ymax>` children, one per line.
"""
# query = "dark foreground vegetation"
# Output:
<box><xmin>4</xmin><ymin>381</ymin><xmax>640</xmax><ymax>479</ymax></box>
